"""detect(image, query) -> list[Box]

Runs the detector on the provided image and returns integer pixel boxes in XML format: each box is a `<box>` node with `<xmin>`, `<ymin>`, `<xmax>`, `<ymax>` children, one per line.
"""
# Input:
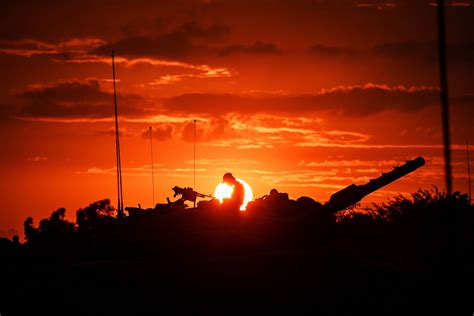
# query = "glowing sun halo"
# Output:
<box><xmin>214</xmin><ymin>179</ymin><xmax>253</xmax><ymax>211</ymax></box>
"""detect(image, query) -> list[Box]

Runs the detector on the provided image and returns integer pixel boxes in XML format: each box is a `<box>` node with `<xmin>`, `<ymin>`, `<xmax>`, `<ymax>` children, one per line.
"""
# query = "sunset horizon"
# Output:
<box><xmin>1</xmin><ymin>0</ymin><xmax>473</xmax><ymax>239</ymax></box>
<box><xmin>1</xmin><ymin>1</ymin><xmax>473</xmax><ymax>314</ymax></box>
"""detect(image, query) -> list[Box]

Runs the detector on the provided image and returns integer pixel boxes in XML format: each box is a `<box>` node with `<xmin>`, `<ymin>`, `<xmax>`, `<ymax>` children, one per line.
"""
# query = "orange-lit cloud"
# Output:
<box><xmin>0</xmin><ymin>36</ymin><xmax>235</xmax><ymax>85</ymax></box>
<box><xmin>14</xmin><ymin>79</ymin><xmax>146</xmax><ymax>120</ymax></box>
<box><xmin>93</xmin><ymin>21</ymin><xmax>230</xmax><ymax>58</ymax></box>
<box><xmin>140</xmin><ymin>124</ymin><xmax>173</xmax><ymax>141</ymax></box>
<box><xmin>0</xmin><ymin>38</ymin><xmax>105</xmax><ymax>57</ymax></box>
<box><xmin>162</xmin><ymin>84</ymin><xmax>443</xmax><ymax>116</ymax></box>
<box><xmin>25</xmin><ymin>156</ymin><xmax>48</xmax><ymax>162</ymax></box>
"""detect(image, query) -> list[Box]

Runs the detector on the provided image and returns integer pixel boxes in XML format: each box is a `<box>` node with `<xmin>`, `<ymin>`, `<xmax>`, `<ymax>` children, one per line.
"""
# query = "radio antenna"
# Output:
<box><xmin>193</xmin><ymin>119</ymin><xmax>197</xmax><ymax>208</ymax></box>
<box><xmin>149</xmin><ymin>126</ymin><xmax>155</xmax><ymax>207</ymax></box>
<box><xmin>111</xmin><ymin>50</ymin><xmax>124</xmax><ymax>217</ymax></box>
<box><xmin>437</xmin><ymin>0</ymin><xmax>453</xmax><ymax>195</ymax></box>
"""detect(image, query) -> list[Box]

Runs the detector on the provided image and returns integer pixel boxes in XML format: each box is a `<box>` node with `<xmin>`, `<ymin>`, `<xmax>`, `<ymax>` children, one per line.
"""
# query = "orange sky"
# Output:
<box><xmin>0</xmin><ymin>0</ymin><xmax>473</xmax><ymax>239</ymax></box>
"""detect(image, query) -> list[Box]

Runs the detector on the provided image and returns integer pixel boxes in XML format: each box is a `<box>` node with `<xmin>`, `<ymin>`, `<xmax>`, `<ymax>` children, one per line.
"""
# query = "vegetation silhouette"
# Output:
<box><xmin>0</xmin><ymin>186</ymin><xmax>472</xmax><ymax>315</ymax></box>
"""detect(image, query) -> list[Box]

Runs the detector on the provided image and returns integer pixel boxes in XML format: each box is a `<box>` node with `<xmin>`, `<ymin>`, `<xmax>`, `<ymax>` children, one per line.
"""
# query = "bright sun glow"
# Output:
<box><xmin>214</xmin><ymin>179</ymin><xmax>253</xmax><ymax>211</ymax></box>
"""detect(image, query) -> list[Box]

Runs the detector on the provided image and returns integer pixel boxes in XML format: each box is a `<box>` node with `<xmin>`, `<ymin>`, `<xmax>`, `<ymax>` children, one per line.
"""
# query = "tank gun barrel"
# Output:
<box><xmin>324</xmin><ymin>157</ymin><xmax>425</xmax><ymax>213</ymax></box>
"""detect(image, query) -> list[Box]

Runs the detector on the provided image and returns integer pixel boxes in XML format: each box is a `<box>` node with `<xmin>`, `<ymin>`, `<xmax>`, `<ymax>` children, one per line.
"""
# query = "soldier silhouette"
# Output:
<box><xmin>221</xmin><ymin>173</ymin><xmax>245</xmax><ymax>211</ymax></box>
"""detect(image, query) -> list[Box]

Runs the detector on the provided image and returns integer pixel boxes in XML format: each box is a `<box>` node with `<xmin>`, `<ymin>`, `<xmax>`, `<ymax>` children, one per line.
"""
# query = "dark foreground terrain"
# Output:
<box><xmin>1</xmin><ymin>188</ymin><xmax>473</xmax><ymax>315</ymax></box>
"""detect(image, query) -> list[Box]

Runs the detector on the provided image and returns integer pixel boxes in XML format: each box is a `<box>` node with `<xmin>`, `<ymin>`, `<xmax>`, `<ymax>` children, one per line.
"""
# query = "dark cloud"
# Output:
<box><xmin>206</xmin><ymin>117</ymin><xmax>234</xmax><ymax>140</ymax></box>
<box><xmin>372</xmin><ymin>41</ymin><xmax>474</xmax><ymax>66</ymax></box>
<box><xmin>0</xmin><ymin>1</ymin><xmax>226</xmax><ymax>41</ymax></box>
<box><xmin>6</xmin><ymin>80</ymin><xmax>473</xmax><ymax>122</ymax></box>
<box><xmin>181</xmin><ymin>121</ymin><xmax>204</xmax><ymax>142</ymax></box>
<box><xmin>162</xmin><ymin>84</ymin><xmax>442</xmax><ymax>116</ymax></box>
<box><xmin>0</xmin><ymin>39</ymin><xmax>51</xmax><ymax>52</ymax></box>
<box><xmin>141</xmin><ymin>124</ymin><xmax>173</xmax><ymax>141</ymax></box>
<box><xmin>307</xmin><ymin>41</ymin><xmax>474</xmax><ymax>67</ymax></box>
<box><xmin>15</xmin><ymin>80</ymin><xmax>147</xmax><ymax>119</ymax></box>
<box><xmin>120</xmin><ymin>17</ymin><xmax>165</xmax><ymax>37</ymax></box>
<box><xmin>372</xmin><ymin>41</ymin><xmax>437</xmax><ymax>64</ymax></box>
<box><xmin>94</xmin><ymin>21</ymin><xmax>230</xmax><ymax>59</ymax></box>
<box><xmin>20</xmin><ymin>80</ymin><xmax>110</xmax><ymax>104</ymax></box>
<box><xmin>308</xmin><ymin>44</ymin><xmax>357</xmax><ymax>58</ymax></box>
<box><xmin>0</xmin><ymin>38</ymin><xmax>105</xmax><ymax>59</ymax></box>
<box><xmin>218</xmin><ymin>41</ymin><xmax>281</xmax><ymax>56</ymax></box>
<box><xmin>96</xmin><ymin>127</ymin><xmax>132</xmax><ymax>137</ymax></box>
<box><xmin>179</xmin><ymin>118</ymin><xmax>236</xmax><ymax>143</ymax></box>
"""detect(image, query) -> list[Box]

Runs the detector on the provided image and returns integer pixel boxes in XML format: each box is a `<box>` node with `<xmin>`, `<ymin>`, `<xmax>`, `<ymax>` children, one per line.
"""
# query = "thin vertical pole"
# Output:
<box><xmin>437</xmin><ymin>0</ymin><xmax>453</xmax><ymax>195</ymax></box>
<box><xmin>193</xmin><ymin>119</ymin><xmax>196</xmax><ymax>208</ymax></box>
<box><xmin>111</xmin><ymin>50</ymin><xmax>124</xmax><ymax>217</ymax></box>
<box><xmin>437</xmin><ymin>0</ymin><xmax>455</xmax><ymax>281</ymax></box>
<box><xmin>149</xmin><ymin>126</ymin><xmax>155</xmax><ymax>207</ymax></box>
<box><xmin>193</xmin><ymin>120</ymin><xmax>196</xmax><ymax>189</ymax></box>
<box><xmin>467</xmin><ymin>140</ymin><xmax>472</xmax><ymax>204</ymax></box>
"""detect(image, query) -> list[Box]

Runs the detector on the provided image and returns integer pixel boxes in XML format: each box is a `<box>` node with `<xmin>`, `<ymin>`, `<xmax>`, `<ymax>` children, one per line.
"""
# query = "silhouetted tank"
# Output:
<box><xmin>324</xmin><ymin>157</ymin><xmax>425</xmax><ymax>213</ymax></box>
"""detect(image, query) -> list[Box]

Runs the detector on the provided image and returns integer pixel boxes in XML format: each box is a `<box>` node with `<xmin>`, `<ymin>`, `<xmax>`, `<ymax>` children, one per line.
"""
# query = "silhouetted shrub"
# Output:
<box><xmin>24</xmin><ymin>217</ymin><xmax>39</xmax><ymax>242</ymax></box>
<box><xmin>338</xmin><ymin>187</ymin><xmax>472</xmax><ymax>226</ymax></box>
<box><xmin>76</xmin><ymin>199</ymin><xmax>116</xmax><ymax>234</ymax></box>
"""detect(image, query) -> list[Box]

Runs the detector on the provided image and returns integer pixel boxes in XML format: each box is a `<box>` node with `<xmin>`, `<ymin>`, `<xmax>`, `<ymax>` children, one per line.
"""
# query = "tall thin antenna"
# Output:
<box><xmin>193</xmin><ymin>119</ymin><xmax>197</xmax><ymax>189</ymax></box>
<box><xmin>149</xmin><ymin>126</ymin><xmax>155</xmax><ymax>207</ymax></box>
<box><xmin>437</xmin><ymin>0</ymin><xmax>453</xmax><ymax>195</ymax></box>
<box><xmin>193</xmin><ymin>119</ymin><xmax>196</xmax><ymax>208</ymax></box>
<box><xmin>467</xmin><ymin>140</ymin><xmax>472</xmax><ymax>204</ymax></box>
<box><xmin>111</xmin><ymin>50</ymin><xmax>124</xmax><ymax>217</ymax></box>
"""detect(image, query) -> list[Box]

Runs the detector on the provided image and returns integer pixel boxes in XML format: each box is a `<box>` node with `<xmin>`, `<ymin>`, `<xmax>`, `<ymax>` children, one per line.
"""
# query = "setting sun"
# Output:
<box><xmin>214</xmin><ymin>179</ymin><xmax>253</xmax><ymax>211</ymax></box>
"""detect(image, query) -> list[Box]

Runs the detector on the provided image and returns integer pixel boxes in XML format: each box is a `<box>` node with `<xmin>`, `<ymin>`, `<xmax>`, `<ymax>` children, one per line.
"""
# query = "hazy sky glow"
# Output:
<box><xmin>0</xmin><ymin>0</ymin><xmax>473</xmax><ymax>238</ymax></box>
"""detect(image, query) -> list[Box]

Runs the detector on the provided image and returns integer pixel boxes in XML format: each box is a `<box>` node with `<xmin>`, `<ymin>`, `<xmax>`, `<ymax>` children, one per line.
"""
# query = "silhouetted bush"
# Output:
<box><xmin>337</xmin><ymin>187</ymin><xmax>473</xmax><ymax>225</ymax></box>
<box><xmin>24</xmin><ymin>216</ymin><xmax>39</xmax><ymax>242</ymax></box>
<box><xmin>76</xmin><ymin>199</ymin><xmax>116</xmax><ymax>234</ymax></box>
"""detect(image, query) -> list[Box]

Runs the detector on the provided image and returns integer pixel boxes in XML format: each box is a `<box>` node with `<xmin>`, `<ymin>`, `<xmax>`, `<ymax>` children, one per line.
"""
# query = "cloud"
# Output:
<box><xmin>355</xmin><ymin>1</ymin><xmax>472</xmax><ymax>10</ymax></box>
<box><xmin>0</xmin><ymin>17</ymin><xmax>230</xmax><ymax>59</ymax></box>
<box><xmin>19</xmin><ymin>79</ymin><xmax>111</xmax><ymax>104</ymax></box>
<box><xmin>7</xmin><ymin>81</ymin><xmax>472</xmax><ymax>125</ymax></box>
<box><xmin>162</xmin><ymin>83</ymin><xmax>440</xmax><ymax>116</ymax></box>
<box><xmin>298</xmin><ymin>159</ymin><xmax>400</xmax><ymax>168</ymax></box>
<box><xmin>0</xmin><ymin>38</ymin><xmax>105</xmax><ymax>57</ymax></box>
<box><xmin>181</xmin><ymin>121</ymin><xmax>206</xmax><ymax>142</ymax></box>
<box><xmin>176</xmin><ymin>117</ymin><xmax>240</xmax><ymax>143</ymax></box>
<box><xmin>308</xmin><ymin>44</ymin><xmax>357</xmax><ymax>58</ymax></box>
<box><xmin>141</xmin><ymin>124</ymin><xmax>173</xmax><ymax>141</ymax></box>
<box><xmin>448</xmin><ymin>2</ymin><xmax>471</xmax><ymax>7</ymax></box>
<box><xmin>356</xmin><ymin>2</ymin><xmax>398</xmax><ymax>10</ymax></box>
<box><xmin>15</xmin><ymin>79</ymin><xmax>149</xmax><ymax>120</ymax></box>
<box><xmin>147</xmin><ymin>68</ymin><xmax>232</xmax><ymax>86</ymax></box>
<box><xmin>184</xmin><ymin>159</ymin><xmax>259</xmax><ymax>166</ymax></box>
<box><xmin>81</xmin><ymin>165</ymin><xmax>204</xmax><ymax>177</ymax></box>
<box><xmin>305</xmin><ymin>40</ymin><xmax>474</xmax><ymax>67</ymax></box>
<box><xmin>218</xmin><ymin>41</ymin><xmax>281</xmax><ymax>56</ymax></box>
<box><xmin>96</xmin><ymin>127</ymin><xmax>132</xmax><ymax>137</ymax></box>
<box><xmin>93</xmin><ymin>21</ymin><xmax>230</xmax><ymax>59</ymax></box>
<box><xmin>25</xmin><ymin>156</ymin><xmax>48</xmax><ymax>162</ymax></box>
<box><xmin>372</xmin><ymin>41</ymin><xmax>474</xmax><ymax>66</ymax></box>
<box><xmin>163</xmin><ymin>113</ymin><xmax>369</xmax><ymax>149</ymax></box>
<box><xmin>293</xmin><ymin>130</ymin><xmax>373</xmax><ymax>148</ymax></box>
<box><xmin>0</xmin><ymin>36</ymin><xmax>234</xmax><ymax>83</ymax></box>
<box><xmin>429</xmin><ymin>1</ymin><xmax>472</xmax><ymax>7</ymax></box>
